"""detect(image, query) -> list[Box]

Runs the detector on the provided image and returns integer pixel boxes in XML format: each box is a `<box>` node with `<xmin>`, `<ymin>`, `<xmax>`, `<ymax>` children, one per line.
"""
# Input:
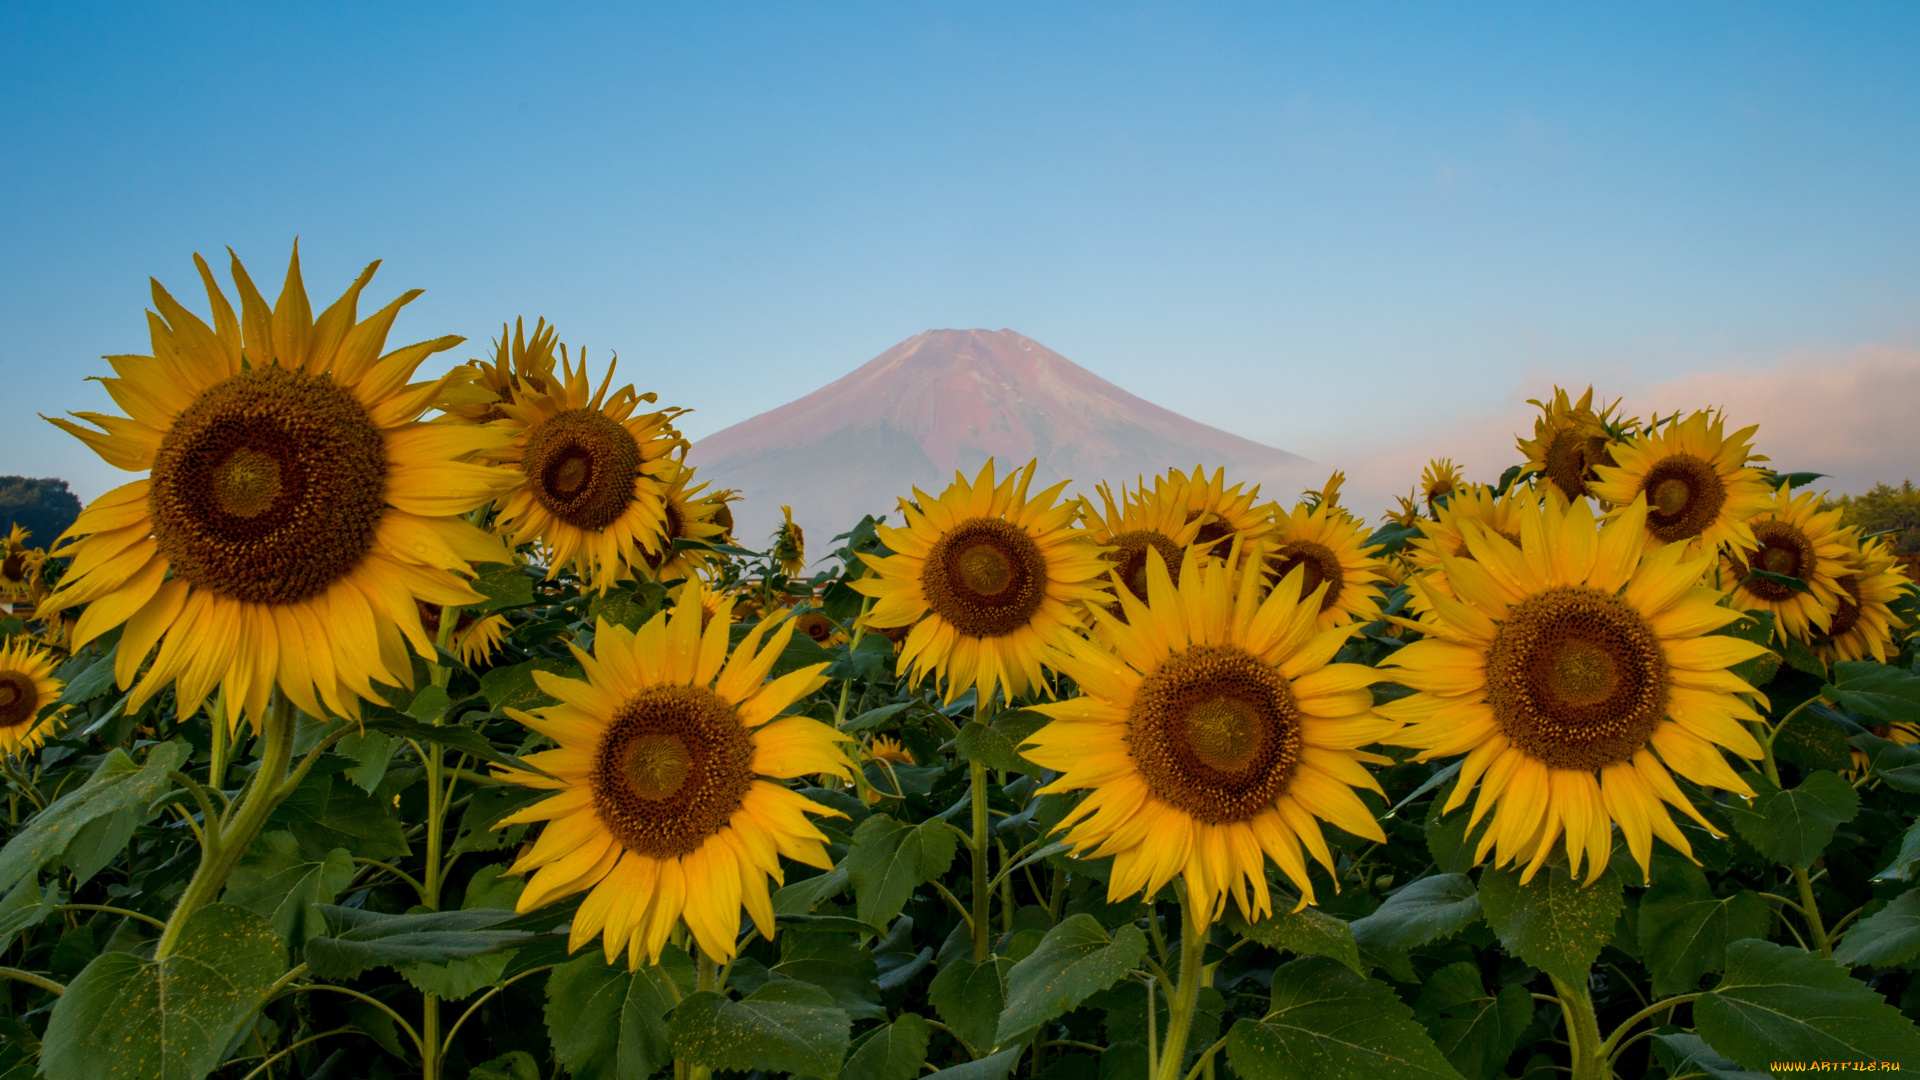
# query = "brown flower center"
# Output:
<box><xmin>1487</xmin><ymin>586</ymin><xmax>1670</xmax><ymax>771</ymax></box>
<box><xmin>0</xmin><ymin>672</ymin><xmax>36</xmax><ymax>730</ymax></box>
<box><xmin>1640</xmin><ymin>454</ymin><xmax>1726</xmax><ymax>544</ymax></box>
<box><xmin>1735</xmin><ymin>520</ymin><xmax>1816</xmax><ymax>603</ymax></box>
<box><xmin>1267</xmin><ymin>541</ymin><xmax>1344</xmax><ymax>612</ymax></box>
<box><xmin>1543</xmin><ymin>431</ymin><xmax>1614</xmax><ymax>501</ymax></box>
<box><xmin>643</xmin><ymin>498</ymin><xmax>688</xmax><ymax>571</ymax></box>
<box><xmin>149</xmin><ymin>366</ymin><xmax>387</xmax><ymax>605</ymax></box>
<box><xmin>589</xmin><ymin>684</ymin><xmax>755</xmax><ymax>858</ymax></box>
<box><xmin>523</xmin><ymin>409</ymin><xmax>640</xmax><ymax>531</ymax></box>
<box><xmin>920</xmin><ymin>518</ymin><xmax>1049</xmax><ymax>638</ymax></box>
<box><xmin>1109</xmin><ymin>529</ymin><xmax>1185</xmax><ymax>603</ymax></box>
<box><xmin>1827</xmin><ymin>576</ymin><xmax>1864</xmax><ymax>639</ymax></box>
<box><xmin>1126</xmin><ymin>645</ymin><xmax>1302</xmax><ymax>823</ymax></box>
<box><xmin>795</xmin><ymin>612</ymin><xmax>836</xmax><ymax>644</ymax></box>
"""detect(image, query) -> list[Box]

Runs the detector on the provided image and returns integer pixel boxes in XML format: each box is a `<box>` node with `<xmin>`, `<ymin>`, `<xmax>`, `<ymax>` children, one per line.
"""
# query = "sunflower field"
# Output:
<box><xmin>2</xmin><ymin>252</ymin><xmax>1920</xmax><ymax>1080</ymax></box>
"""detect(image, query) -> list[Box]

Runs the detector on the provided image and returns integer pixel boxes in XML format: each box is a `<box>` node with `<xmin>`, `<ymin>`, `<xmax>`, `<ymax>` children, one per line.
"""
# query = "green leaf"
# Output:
<box><xmin>471</xmin><ymin>562</ymin><xmax>535</xmax><ymax>614</ymax></box>
<box><xmin>954</xmin><ymin>710</ymin><xmax>1050</xmax><ymax>776</ymax></box>
<box><xmin>479</xmin><ymin>657</ymin><xmax>575</xmax><ymax>712</ymax></box>
<box><xmin>1695</xmin><ymin>939</ymin><xmax>1920</xmax><ymax>1072</ymax></box>
<box><xmin>1226</xmin><ymin>955</ymin><xmax>1466</xmax><ymax>1080</ymax></box>
<box><xmin>1648</xmin><ymin>1033</ymin><xmax>1771</xmax><ymax>1080</ymax></box>
<box><xmin>399</xmin><ymin>866</ymin><xmax>527</xmax><ymax>999</ymax></box>
<box><xmin>544</xmin><ymin>945</ymin><xmax>695</xmax><ymax>1080</ymax></box>
<box><xmin>361</xmin><ymin>714</ymin><xmax>539</xmax><ymax>775</ymax></box>
<box><xmin>220</xmin><ymin>831</ymin><xmax>355</xmax><ymax>957</ymax></box>
<box><xmin>1351</xmin><ymin>874</ymin><xmax>1481</xmax><ymax>952</ymax></box>
<box><xmin>469</xmin><ymin>1051</ymin><xmax>541</xmax><ymax>1080</ymax></box>
<box><xmin>846</xmin><ymin>814</ymin><xmax>959</xmax><ymax>927</ymax></box>
<box><xmin>268</xmin><ymin>771</ymin><xmax>409</xmax><ymax>860</ymax></box>
<box><xmin>406</xmin><ymin>684</ymin><xmax>452</xmax><ymax>724</ymax></box>
<box><xmin>842</xmin><ymin>1013</ymin><xmax>932</xmax><ymax>1080</ymax></box>
<box><xmin>1834</xmin><ymin>888</ymin><xmax>1920</xmax><ymax>968</ymax></box>
<box><xmin>1413</xmin><ymin>962</ymin><xmax>1532</xmax><ymax>1080</ymax></box>
<box><xmin>1635</xmin><ymin>857</ymin><xmax>1771</xmax><ymax>996</ymax></box>
<box><xmin>0</xmin><ymin>881</ymin><xmax>57</xmax><ymax>954</ymax></box>
<box><xmin>1875</xmin><ymin>817</ymin><xmax>1920</xmax><ymax>882</ymax></box>
<box><xmin>667</xmin><ymin>979</ymin><xmax>851</xmax><ymax>1077</ymax></box>
<box><xmin>923</xmin><ymin>1046</ymin><xmax>1026</xmax><ymax>1080</ymax></box>
<box><xmin>774</xmin><ymin>867</ymin><xmax>850</xmax><ymax>914</ymax></box>
<box><xmin>1782</xmin><ymin>633</ymin><xmax>1828</xmax><ymax>678</ymax></box>
<box><xmin>1772</xmin><ymin>707</ymin><xmax>1854</xmax><ymax>773</ymax></box>
<box><xmin>62</xmin><ymin>809</ymin><xmax>140</xmax><ymax>886</ymax></box>
<box><xmin>1476</xmin><ymin>864</ymin><xmax>1622</xmax><ymax>988</ymax></box>
<box><xmin>1227</xmin><ymin>903</ymin><xmax>1364</xmax><ymax>974</ymax></box>
<box><xmin>1722</xmin><ymin>769</ymin><xmax>1859</xmax><ymax>867</ymax></box>
<box><xmin>588</xmin><ymin>587</ymin><xmax>663</xmax><ymax>631</ymax></box>
<box><xmin>843</xmin><ymin>701</ymin><xmax>915</xmax><ymax>734</ymax></box>
<box><xmin>929</xmin><ymin>955</ymin><xmax>1012</xmax><ymax>1053</ymax></box>
<box><xmin>1823</xmin><ymin>660</ymin><xmax>1920</xmax><ymax>726</ymax></box>
<box><xmin>304</xmin><ymin>905</ymin><xmax>532</xmax><ymax>980</ymax></box>
<box><xmin>1744</xmin><ymin>567</ymin><xmax>1810</xmax><ymax>594</ymax></box>
<box><xmin>450</xmin><ymin>784</ymin><xmax>546</xmax><ymax>855</ymax></box>
<box><xmin>0</xmin><ymin>740</ymin><xmax>187</xmax><ymax>895</ymax></box>
<box><xmin>775</xmin><ymin>928</ymin><xmax>887</xmax><ymax>1020</ymax></box>
<box><xmin>40</xmin><ymin>904</ymin><xmax>283</xmax><ymax>1080</ymax></box>
<box><xmin>997</xmin><ymin>915</ymin><xmax>1148</xmax><ymax>1044</ymax></box>
<box><xmin>55</xmin><ymin>643</ymin><xmax>119</xmax><ymax>707</ymax></box>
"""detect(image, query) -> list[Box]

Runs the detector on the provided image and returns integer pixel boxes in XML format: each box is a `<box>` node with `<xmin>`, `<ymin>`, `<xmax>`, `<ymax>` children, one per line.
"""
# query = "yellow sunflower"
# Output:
<box><xmin>490</xmin><ymin>349</ymin><xmax>685</xmax><ymax>593</ymax></box>
<box><xmin>1421</xmin><ymin>459</ymin><xmax>1464</xmax><ymax>516</ymax></box>
<box><xmin>1720</xmin><ymin>487</ymin><xmax>1852</xmax><ymax>643</ymax></box>
<box><xmin>1817</xmin><ymin>533</ymin><xmax>1912</xmax><ymax>664</ymax></box>
<box><xmin>1384</xmin><ymin>489</ymin><xmax>1423</xmax><ymax>529</ymax></box>
<box><xmin>1263</xmin><ymin>501</ymin><xmax>1389</xmax><ymax>629</ymax></box>
<box><xmin>1517</xmin><ymin>386</ymin><xmax>1633</xmax><ymax>502</ymax></box>
<box><xmin>772</xmin><ymin>506</ymin><xmax>806</xmax><ymax>578</ymax></box>
<box><xmin>640</xmin><ymin>462</ymin><xmax>729</xmax><ymax>584</ymax></box>
<box><xmin>852</xmin><ymin>459</ymin><xmax>1109</xmax><ymax>706</ymax></box>
<box><xmin>1405</xmin><ymin>484</ymin><xmax>1539</xmax><ymax>610</ymax></box>
<box><xmin>0</xmin><ymin>638</ymin><xmax>68</xmax><ymax>757</ymax></box>
<box><xmin>1590</xmin><ymin>409</ymin><xmax>1771</xmax><ymax>555</ymax></box>
<box><xmin>1166</xmin><ymin>465</ymin><xmax>1274</xmax><ymax>558</ymax></box>
<box><xmin>42</xmin><ymin>247</ymin><xmax>516</xmax><ymax>726</ymax></box>
<box><xmin>789</xmin><ymin>609</ymin><xmax>846</xmax><ymax>648</ymax></box>
<box><xmin>1381</xmin><ymin>496</ymin><xmax>1772</xmax><ymax>883</ymax></box>
<box><xmin>1026</xmin><ymin>545</ymin><xmax>1398</xmax><ymax>919</ymax></box>
<box><xmin>492</xmin><ymin>581</ymin><xmax>851</xmax><ymax>966</ymax></box>
<box><xmin>863</xmin><ymin>734</ymin><xmax>917</xmax><ymax>804</ymax></box>
<box><xmin>0</xmin><ymin>528</ymin><xmax>44</xmax><ymax>604</ymax></box>
<box><xmin>442</xmin><ymin>316</ymin><xmax>563</xmax><ymax>424</ymax></box>
<box><xmin>1080</xmin><ymin>478</ymin><xmax>1207</xmax><ymax>607</ymax></box>
<box><xmin>1302</xmin><ymin>471</ymin><xmax>1349</xmax><ymax>517</ymax></box>
<box><xmin>418</xmin><ymin>602</ymin><xmax>512</xmax><ymax>668</ymax></box>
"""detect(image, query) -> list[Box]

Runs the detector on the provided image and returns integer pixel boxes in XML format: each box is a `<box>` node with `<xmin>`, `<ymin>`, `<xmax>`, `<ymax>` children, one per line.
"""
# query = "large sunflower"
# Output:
<box><xmin>640</xmin><ymin>461</ymin><xmax>730</xmax><ymax>584</ymax></box>
<box><xmin>43</xmin><ymin>248</ymin><xmax>516</xmax><ymax>725</ymax></box>
<box><xmin>852</xmin><ymin>459</ymin><xmax>1109</xmax><ymax>705</ymax></box>
<box><xmin>1380</xmin><ymin>496</ymin><xmax>1771</xmax><ymax>883</ymax></box>
<box><xmin>490</xmin><ymin>350</ymin><xmax>685</xmax><ymax>593</ymax></box>
<box><xmin>1025</xmin><ymin>545</ymin><xmax>1397</xmax><ymax>920</ymax></box>
<box><xmin>1167</xmin><ymin>466</ymin><xmax>1274</xmax><ymax>557</ymax></box>
<box><xmin>1517</xmin><ymin>386</ymin><xmax>1632</xmax><ymax>502</ymax></box>
<box><xmin>1080</xmin><ymin>478</ymin><xmax>1207</xmax><ymax>607</ymax></box>
<box><xmin>1262</xmin><ymin>501</ymin><xmax>1388</xmax><ymax>629</ymax></box>
<box><xmin>0</xmin><ymin>638</ymin><xmax>68</xmax><ymax>757</ymax></box>
<box><xmin>1720</xmin><ymin>487</ymin><xmax>1852</xmax><ymax>643</ymax></box>
<box><xmin>1590</xmin><ymin>409</ymin><xmax>1771</xmax><ymax>555</ymax></box>
<box><xmin>1817</xmin><ymin>534</ymin><xmax>1912</xmax><ymax>664</ymax></box>
<box><xmin>1405</xmin><ymin>484</ymin><xmax>1539</xmax><ymax>610</ymax></box>
<box><xmin>493</xmin><ymin>583</ymin><xmax>851</xmax><ymax>966</ymax></box>
<box><xmin>442</xmin><ymin>316</ymin><xmax>563</xmax><ymax>424</ymax></box>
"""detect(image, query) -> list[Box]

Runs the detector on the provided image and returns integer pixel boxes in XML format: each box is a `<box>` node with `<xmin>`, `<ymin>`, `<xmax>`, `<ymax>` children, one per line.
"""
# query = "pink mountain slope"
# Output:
<box><xmin>687</xmin><ymin>329</ymin><xmax>1314</xmax><ymax>550</ymax></box>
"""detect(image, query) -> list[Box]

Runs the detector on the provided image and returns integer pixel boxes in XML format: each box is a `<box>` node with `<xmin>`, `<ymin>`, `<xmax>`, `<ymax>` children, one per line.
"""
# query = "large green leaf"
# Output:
<box><xmin>1823</xmin><ymin>661</ymin><xmax>1920</xmax><ymax>726</ymax></box>
<box><xmin>0</xmin><ymin>880</ymin><xmax>57</xmax><ymax>953</ymax></box>
<box><xmin>1648</xmin><ymin>1033</ymin><xmax>1771</xmax><ymax>1080</ymax></box>
<box><xmin>954</xmin><ymin>710</ymin><xmax>1049</xmax><ymax>776</ymax></box>
<box><xmin>667</xmin><ymin>979</ymin><xmax>851</xmax><ymax>1077</ymax></box>
<box><xmin>40</xmin><ymin>903</ymin><xmax>283</xmax><ymax>1080</ymax></box>
<box><xmin>996</xmin><ymin>915</ymin><xmax>1147</xmax><ymax>1044</ymax></box>
<box><xmin>1722</xmin><ymin>770</ymin><xmax>1859</xmax><ymax>867</ymax></box>
<box><xmin>1413</xmin><ymin>962</ymin><xmax>1532</xmax><ymax>1080</ymax></box>
<box><xmin>842</xmin><ymin>1013</ymin><xmax>932</xmax><ymax>1080</ymax></box>
<box><xmin>544</xmin><ymin>946</ymin><xmax>694</xmax><ymax>1080</ymax></box>
<box><xmin>846</xmin><ymin>813</ymin><xmax>960</xmax><ymax>927</ymax></box>
<box><xmin>923</xmin><ymin>1046</ymin><xmax>1025</xmax><ymax>1080</ymax></box>
<box><xmin>361</xmin><ymin>714</ymin><xmax>539</xmax><ymax>775</ymax></box>
<box><xmin>0</xmin><ymin>740</ymin><xmax>188</xmax><ymax>895</ymax></box>
<box><xmin>1476</xmin><ymin>865</ymin><xmax>1621</xmax><ymax>987</ymax></box>
<box><xmin>1351</xmin><ymin>874</ymin><xmax>1481</xmax><ymax>952</ymax></box>
<box><xmin>1695</xmin><ymin>939</ymin><xmax>1920</xmax><ymax>1072</ymax></box>
<box><xmin>1834</xmin><ymin>888</ymin><xmax>1920</xmax><ymax>968</ymax></box>
<box><xmin>1772</xmin><ymin>707</ymin><xmax>1854</xmax><ymax>773</ymax></box>
<box><xmin>1635</xmin><ymin>858</ymin><xmax>1771</xmax><ymax>995</ymax></box>
<box><xmin>303</xmin><ymin>905</ymin><xmax>533</xmax><ymax>980</ymax></box>
<box><xmin>479</xmin><ymin>657</ymin><xmax>574</xmax><ymax>712</ymax></box>
<box><xmin>398</xmin><ymin>865</ymin><xmax>526</xmax><ymax>999</ymax></box>
<box><xmin>775</xmin><ymin>928</ymin><xmax>887</xmax><ymax>1020</ymax></box>
<box><xmin>1228</xmin><ymin>903</ymin><xmax>1364</xmax><ymax>974</ymax></box>
<box><xmin>471</xmin><ymin>562</ymin><xmax>536</xmax><ymax>613</ymax></box>
<box><xmin>774</xmin><ymin>867</ymin><xmax>850</xmax><ymax>914</ymax></box>
<box><xmin>929</xmin><ymin>955</ymin><xmax>1012</xmax><ymax>1054</ymax></box>
<box><xmin>1874</xmin><ymin>817</ymin><xmax>1920</xmax><ymax>882</ymax></box>
<box><xmin>220</xmin><ymin>830</ymin><xmax>354</xmax><ymax>957</ymax></box>
<box><xmin>267</xmin><ymin>771</ymin><xmax>409</xmax><ymax>860</ymax></box>
<box><xmin>1226</xmin><ymin>956</ymin><xmax>1465</xmax><ymax>1080</ymax></box>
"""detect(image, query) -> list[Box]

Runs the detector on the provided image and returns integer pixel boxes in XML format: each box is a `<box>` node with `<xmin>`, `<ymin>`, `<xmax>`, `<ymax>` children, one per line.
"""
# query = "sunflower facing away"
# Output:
<box><xmin>772</xmin><ymin>506</ymin><xmax>806</xmax><ymax>578</ymax></box>
<box><xmin>490</xmin><ymin>348</ymin><xmax>685</xmax><ymax>593</ymax></box>
<box><xmin>43</xmin><ymin>247</ymin><xmax>516</xmax><ymax>726</ymax></box>
<box><xmin>1590</xmin><ymin>409</ymin><xmax>1771</xmax><ymax>555</ymax></box>
<box><xmin>442</xmin><ymin>316</ymin><xmax>563</xmax><ymax>424</ymax></box>
<box><xmin>1817</xmin><ymin>534</ymin><xmax>1912</xmax><ymax>664</ymax></box>
<box><xmin>853</xmin><ymin>459</ymin><xmax>1109</xmax><ymax>705</ymax></box>
<box><xmin>1263</xmin><ymin>500</ymin><xmax>1389</xmax><ymax>629</ymax></box>
<box><xmin>493</xmin><ymin>582</ymin><xmax>852</xmax><ymax>966</ymax></box>
<box><xmin>1167</xmin><ymin>465</ymin><xmax>1273</xmax><ymax>558</ymax></box>
<box><xmin>1080</xmin><ymin>478</ymin><xmax>1206</xmax><ymax>607</ymax></box>
<box><xmin>1720</xmin><ymin>487</ymin><xmax>1852</xmax><ymax>643</ymax></box>
<box><xmin>1380</xmin><ymin>496</ymin><xmax>1772</xmax><ymax>883</ymax></box>
<box><xmin>1025</xmin><ymin>545</ymin><xmax>1398</xmax><ymax>920</ymax></box>
<box><xmin>1421</xmin><ymin>459</ymin><xmax>1464</xmax><ymax>516</ymax></box>
<box><xmin>1517</xmin><ymin>386</ymin><xmax>1632</xmax><ymax>502</ymax></box>
<box><xmin>640</xmin><ymin>462</ymin><xmax>730</xmax><ymax>584</ymax></box>
<box><xmin>0</xmin><ymin>639</ymin><xmax>68</xmax><ymax>757</ymax></box>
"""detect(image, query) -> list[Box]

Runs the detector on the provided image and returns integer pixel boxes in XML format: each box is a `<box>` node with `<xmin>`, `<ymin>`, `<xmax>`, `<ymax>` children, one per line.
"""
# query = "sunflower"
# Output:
<box><xmin>1517</xmin><ymin>387</ymin><xmax>1632</xmax><ymax>502</ymax></box>
<box><xmin>1302</xmin><ymin>471</ymin><xmax>1349</xmax><ymax>517</ymax></box>
<box><xmin>1816</xmin><ymin>533</ymin><xmax>1912</xmax><ymax>664</ymax></box>
<box><xmin>1025</xmin><ymin>545</ymin><xmax>1397</xmax><ymax>919</ymax></box>
<box><xmin>42</xmin><ymin>247</ymin><xmax>517</xmax><ymax>726</ymax></box>
<box><xmin>1384</xmin><ymin>489</ymin><xmax>1423</xmax><ymax>529</ymax></box>
<box><xmin>863</xmin><ymin>734</ymin><xmax>916</xmax><ymax>804</ymax></box>
<box><xmin>442</xmin><ymin>317</ymin><xmax>563</xmax><ymax>424</ymax></box>
<box><xmin>852</xmin><ymin>459</ymin><xmax>1109</xmax><ymax>706</ymax></box>
<box><xmin>1405</xmin><ymin>484</ymin><xmax>1539</xmax><ymax>610</ymax></box>
<box><xmin>772</xmin><ymin>506</ymin><xmax>806</xmax><ymax>578</ymax></box>
<box><xmin>0</xmin><ymin>528</ymin><xmax>43</xmax><ymax>604</ymax></box>
<box><xmin>1262</xmin><ymin>501</ymin><xmax>1389</xmax><ymax>629</ymax></box>
<box><xmin>1590</xmin><ymin>409</ymin><xmax>1771</xmax><ymax>555</ymax></box>
<box><xmin>1079</xmin><ymin>478</ymin><xmax>1206</xmax><ymax>607</ymax></box>
<box><xmin>1720</xmin><ymin>487</ymin><xmax>1852</xmax><ymax>643</ymax></box>
<box><xmin>0</xmin><ymin>638</ymin><xmax>67</xmax><ymax>757</ymax></box>
<box><xmin>492</xmin><ymin>581</ymin><xmax>851</xmax><ymax>966</ymax></box>
<box><xmin>490</xmin><ymin>349</ymin><xmax>685</xmax><ymax>593</ymax></box>
<box><xmin>1421</xmin><ymin>459</ymin><xmax>1464</xmax><ymax>516</ymax></box>
<box><xmin>640</xmin><ymin>462</ymin><xmax>729</xmax><ymax>584</ymax></box>
<box><xmin>790</xmin><ymin>609</ymin><xmax>845</xmax><ymax>647</ymax></box>
<box><xmin>1166</xmin><ymin>465</ymin><xmax>1274</xmax><ymax>558</ymax></box>
<box><xmin>1380</xmin><ymin>496</ymin><xmax>1772</xmax><ymax>883</ymax></box>
<box><xmin>418</xmin><ymin>602</ymin><xmax>512</xmax><ymax>668</ymax></box>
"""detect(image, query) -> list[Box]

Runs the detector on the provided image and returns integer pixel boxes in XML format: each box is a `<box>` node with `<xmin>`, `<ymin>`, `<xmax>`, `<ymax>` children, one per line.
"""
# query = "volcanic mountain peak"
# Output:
<box><xmin>689</xmin><ymin>329</ymin><xmax>1312</xmax><ymax>546</ymax></box>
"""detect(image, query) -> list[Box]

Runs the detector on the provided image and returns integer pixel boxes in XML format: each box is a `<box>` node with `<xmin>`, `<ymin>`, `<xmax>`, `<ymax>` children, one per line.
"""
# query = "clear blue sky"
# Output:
<box><xmin>5</xmin><ymin>3</ymin><xmax>1917</xmax><ymax>503</ymax></box>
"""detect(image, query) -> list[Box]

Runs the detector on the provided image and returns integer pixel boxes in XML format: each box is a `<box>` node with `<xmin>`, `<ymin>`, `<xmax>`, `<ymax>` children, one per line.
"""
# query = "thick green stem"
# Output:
<box><xmin>1153</xmin><ymin>885</ymin><xmax>1211</xmax><ymax>1080</ymax></box>
<box><xmin>971</xmin><ymin>758</ymin><xmax>992</xmax><ymax>961</ymax></box>
<box><xmin>1551</xmin><ymin>974</ymin><xmax>1607</xmax><ymax>1080</ymax></box>
<box><xmin>418</xmin><ymin>608</ymin><xmax>462</xmax><ymax>1080</ymax></box>
<box><xmin>682</xmin><ymin>948</ymin><xmax>719</xmax><ymax>1080</ymax></box>
<box><xmin>1794</xmin><ymin>865</ymin><xmax>1833</xmax><ymax>957</ymax></box>
<box><xmin>156</xmin><ymin>694</ymin><xmax>296</xmax><ymax>960</ymax></box>
<box><xmin>208</xmin><ymin>688</ymin><xmax>230</xmax><ymax>790</ymax></box>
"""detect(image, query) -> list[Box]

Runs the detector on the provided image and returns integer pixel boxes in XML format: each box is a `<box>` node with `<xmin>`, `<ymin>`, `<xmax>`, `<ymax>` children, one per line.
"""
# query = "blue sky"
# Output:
<box><xmin>4</xmin><ymin>3</ymin><xmax>1917</xmax><ymax>507</ymax></box>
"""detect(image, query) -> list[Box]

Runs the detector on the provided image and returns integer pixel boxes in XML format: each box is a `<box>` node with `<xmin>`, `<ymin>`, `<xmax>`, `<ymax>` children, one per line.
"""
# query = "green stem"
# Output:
<box><xmin>1551</xmin><ymin>974</ymin><xmax>1607</xmax><ymax>1080</ymax></box>
<box><xmin>0</xmin><ymin>966</ymin><xmax>64</xmax><ymax>996</ymax></box>
<box><xmin>685</xmin><ymin>948</ymin><xmax>719</xmax><ymax>1080</ymax></box>
<box><xmin>418</xmin><ymin>609</ymin><xmax>462</xmax><ymax>1080</ymax></box>
<box><xmin>155</xmin><ymin>693</ymin><xmax>296</xmax><ymax>960</ymax></box>
<box><xmin>1794</xmin><ymin>865</ymin><xmax>1833</xmax><ymax>957</ymax></box>
<box><xmin>971</xmin><ymin>758</ymin><xmax>992</xmax><ymax>961</ymax></box>
<box><xmin>208</xmin><ymin>687</ymin><xmax>230</xmax><ymax>790</ymax></box>
<box><xmin>1154</xmin><ymin>884</ymin><xmax>1211</xmax><ymax>1080</ymax></box>
<box><xmin>56</xmin><ymin>904</ymin><xmax>167</xmax><ymax>932</ymax></box>
<box><xmin>1597</xmin><ymin>993</ymin><xmax>1699</xmax><ymax>1064</ymax></box>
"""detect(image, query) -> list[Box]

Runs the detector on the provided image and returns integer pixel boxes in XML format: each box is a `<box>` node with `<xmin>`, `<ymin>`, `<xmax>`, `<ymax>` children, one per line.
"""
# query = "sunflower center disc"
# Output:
<box><xmin>524</xmin><ymin>409</ymin><xmax>641</xmax><ymax>531</ymax></box>
<box><xmin>1739</xmin><ymin>520</ymin><xmax>1815</xmax><ymax>603</ymax></box>
<box><xmin>1487</xmin><ymin>585</ymin><xmax>1670</xmax><ymax>771</ymax></box>
<box><xmin>1268</xmin><ymin>541</ymin><xmax>1343</xmax><ymax>612</ymax></box>
<box><xmin>591</xmin><ymin>684</ymin><xmax>754</xmax><ymax>858</ymax></box>
<box><xmin>1640</xmin><ymin>454</ymin><xmax>1726</xmax><ymax>544</ymax></box>
<box><xmin>1126</xmin><ymin>644</ymin><xmax>1302</xmax><ymax>823</ymax></box>
<box><xmin>1110</xmin><ymin>529</ymin><xmax>1185</xmax><ymax>602</ymax></box>
<box><xmin>1192</xmin><ymin>516</ymin><xmax>1234</xmax><ymax>550</ymax></box>
<box><xmin>1544</xmin><ymin>431</ymin><xmax>1612</xmax><ymax>500</ymax></box>
<box><xmin>149</xmin><ymin>366</ymin><xmax>387</xmax><ymax>605</ymax></box>
<box><xmin>0</xmin><ymin>554</ymin><xmax>22</xmax><ymax>582</ymax></box>
<box><xmin>0</xmin><ymin>673</ymin><xmax>34</xmax><ymax>729</ymax></box>
<box><xmin>920</xmin><ymin>518</ymin><xmax>1048</xmax><ymax>638</ymax></box>
<box><xmin>1828</xmin><ymin>577</ymin><xmax>1864</xmax><ymax>638</ymax></box>
<box><xmin>643</xmin><ymin>498</ymin><xmax>688</xmax><ymax>571</ymax></box>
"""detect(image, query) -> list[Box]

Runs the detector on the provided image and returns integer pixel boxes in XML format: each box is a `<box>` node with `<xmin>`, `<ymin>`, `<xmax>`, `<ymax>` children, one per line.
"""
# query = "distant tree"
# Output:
<box><xmin>0</xmin><ymin>477</ymin><xmax>81</xmax><ymax>550</ymax></box>
<box><xmin>1828</xmin><ymin>480</ymin><xmax>1920</xmax><ymax>553</ymax></box>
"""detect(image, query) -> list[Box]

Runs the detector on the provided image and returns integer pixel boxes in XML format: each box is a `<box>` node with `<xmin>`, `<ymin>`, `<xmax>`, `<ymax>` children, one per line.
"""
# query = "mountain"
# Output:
<box><xmin>686</xmin><ymin>329</ymin><xmax>1315</xmax><ymax>549</ymax></box>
